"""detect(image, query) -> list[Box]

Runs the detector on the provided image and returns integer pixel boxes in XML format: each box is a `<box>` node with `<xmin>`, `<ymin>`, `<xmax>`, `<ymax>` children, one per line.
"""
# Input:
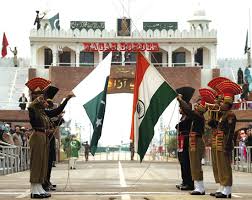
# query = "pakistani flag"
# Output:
<box><xmin>130</xmin><ymin>53</ymin><xmax>177</xmax><ymax>161</ymax></box>
<box><xmin>73</xmin><ymin>53</ymin><xmax>112</xmax><ymax>155</ymax></box>
<box><xmin>49</xmin><ymin>13</ymin><xmax>60</xmax><ymax>30</ymax></box>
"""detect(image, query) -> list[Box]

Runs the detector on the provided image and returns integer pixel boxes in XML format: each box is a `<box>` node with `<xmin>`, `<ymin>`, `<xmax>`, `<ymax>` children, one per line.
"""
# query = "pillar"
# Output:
<box><xmin>30</xmin><ymin>45</ymin><xmax>37</xmax><ymax>67</ymax></box>
<box><xmin>75</xmin><ymin>50</ymin><xmax>80</xmax><ymax>67</ymax></box>
<box><xmin>121</xmin><ymin>52</ymin><xmax>125</xmax><ymax>66</ymax></box>
<box><xmin>168</xmin><ymin>46</ymin><xmax>172</xmax><ymax>67</ymax></box>
<box><xmin>52</xmin><ymin>47</ymin><xmax>57</xmax><ymax>66</ymax></box>
<box><xmin>210</xmin><ymin>46</ymin><xmax>217</xmax><ymax>69</ymax></box>
<box><xmin>162</xmin><ymin>52</ymin><xmax>168</xmax><ymax>67</ymax></box>
<box><xmin>191</xmin><ymin>48</ymin><xmax>195</xmax><ymax>67</ymax></box>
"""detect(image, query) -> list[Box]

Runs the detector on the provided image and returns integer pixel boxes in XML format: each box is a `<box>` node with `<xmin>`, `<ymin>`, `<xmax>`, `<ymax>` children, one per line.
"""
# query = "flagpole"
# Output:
<box><xmin>249</xmin><ymin>8</ymin><xmax>251</xmax><ymax>67</ymax></box>
<box><xmin>249</xmin><ymin>8</ymin><xmax>251</xmax><ymax>49</ymax></box>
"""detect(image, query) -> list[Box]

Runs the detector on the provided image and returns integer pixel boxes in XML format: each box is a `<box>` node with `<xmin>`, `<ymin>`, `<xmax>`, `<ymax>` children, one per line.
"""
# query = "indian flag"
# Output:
<box><xmin>130</xmin><ymin>53</ymin><xmax>177</xmax><ymax>161</ymax></box>
<box><xmin>73</xmin><ymin>52</ymin><xmax>112</xmax><ymax>155</ymax></box>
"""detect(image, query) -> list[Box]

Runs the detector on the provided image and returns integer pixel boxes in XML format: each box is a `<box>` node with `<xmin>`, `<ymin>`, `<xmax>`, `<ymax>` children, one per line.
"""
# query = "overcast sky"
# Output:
<box><xmin>0</xmin><ymin>0</ymin><xmax>251</xmax><ymax>59</ymax></box>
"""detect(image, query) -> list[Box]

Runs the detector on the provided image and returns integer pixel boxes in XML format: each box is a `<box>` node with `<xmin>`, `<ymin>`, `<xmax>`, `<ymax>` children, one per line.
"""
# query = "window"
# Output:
<box><xmin>103</xmin><ymin>52</ymin><xmax>122</xmax><ymax>65</ymax></box>
<box><xmin>125</xmin><ymin>52</ymin><xmax>136</xmax><ymax>65</ymax></box>
<box><xmin>44</xmin><ymin>48</ymin><xmax>52</xmax><ymax>68</ymax></box>
<box><xmin>151</xmin><ymin>52</ymin><xmax>162</xmax><ymax>67</ymax></box>
<box><xmin>112</xmin><ymin>52</ymin><xmax>122</xmax><ymax>65</ymax></box>
<box><xmin>59</xmin><ymin>51</ymin><xmax>71</xmax><ymax>66</ymax></box>
<box><xmin>80</xmin><ymin>52</ymin><xmax>94</xmax><ymax>67</ymax></box>
<box><xmin>103</xmin><ymin>52</ymin><xmax>110</xmax><ymax>59</ymax></box>
<box><xmin>194</xmin><ymin>48</ymin><xmax>203</xmax><ymax>66</ymax></box>
<box><xmin>172</xmin><ymin>52</ymin><xmax>185</xmax><ymax>66</ymax></box>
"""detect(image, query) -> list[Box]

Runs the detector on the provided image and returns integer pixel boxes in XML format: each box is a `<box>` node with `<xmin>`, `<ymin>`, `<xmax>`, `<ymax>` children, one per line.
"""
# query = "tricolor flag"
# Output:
<box><xmin>130</xmin><ymin>53</ymin><xmax>177</xmax><ymax>161</ymax></box>
<box><xmin>73</xmin><ymin>52</ymin><xmax>112</xmax><ymax>155</ymax></box>
<box><xmin>1</xmin><ymin>32</ymin><xmax>9</xmax><ymax>58</ymax></box>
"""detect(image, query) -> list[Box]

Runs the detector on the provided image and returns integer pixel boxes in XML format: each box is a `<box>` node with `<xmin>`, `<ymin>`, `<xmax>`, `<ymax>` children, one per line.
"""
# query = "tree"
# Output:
<box><xmin>166</xmin><ymin>136</ymin><xmax>177</xmax><ymax>157</ymax></box>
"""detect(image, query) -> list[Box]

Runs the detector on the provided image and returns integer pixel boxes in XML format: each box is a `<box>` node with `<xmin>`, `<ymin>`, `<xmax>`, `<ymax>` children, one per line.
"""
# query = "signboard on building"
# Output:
<box><xmin>117</xmin><ymin>18</ymin><xmax>131</xmax><ymax>36</ymax></box>
<box><xmin>82</xmin><ymin>42</ymin><xmax>159</xmax><ymax>52</ymax></box>
<box><xmin>108</xmin><ymin>78</ymin><xmax>134</xmax><ymax>93</ymax></box>
<box><xmin>143</xmin><ymin>22</ymin><xmax>178</xmax><ymax>31</ymax></box>
<box><xmin>70</xmin><ymin>21</ymin><xmax>105</xmax><ymax>31</ymax></box>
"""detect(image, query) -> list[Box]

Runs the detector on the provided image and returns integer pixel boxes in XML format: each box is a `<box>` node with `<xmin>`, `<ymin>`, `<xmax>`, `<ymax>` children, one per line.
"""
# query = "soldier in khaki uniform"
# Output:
<box><xmin>207</xmin><ymin>77</ymin><xmax>231</xmax><ymax>197</ymax></box>
<box><xmin>213</xmin><ymin>81</ymin><xmax>242</xmax><ymax>198</ymax></box>
<box><xmin>177</xmin><ymin>88</ymin><xmax>216</xmax><ymax>195</ymax></box>
<box><xmin>28</xmin><ymin>95</ymin><xmax>52</xmax><ymax>199</ymax></box>
<box><xmin>26</xmin><ymin>77</ymin><xmax>52</xmax><ymax>199</ymax></box>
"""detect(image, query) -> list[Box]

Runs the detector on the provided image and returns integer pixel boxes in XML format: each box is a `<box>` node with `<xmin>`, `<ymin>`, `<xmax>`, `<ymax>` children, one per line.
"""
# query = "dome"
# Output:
<box><xmin>193</xmin><ymin>9</ymin><xmax>206</xmax><ymax>17</ymax></box>
<box><xmin>188</xmin><ymin>4</ymin><xmax>211</xmax><ymax>23</ymax></box>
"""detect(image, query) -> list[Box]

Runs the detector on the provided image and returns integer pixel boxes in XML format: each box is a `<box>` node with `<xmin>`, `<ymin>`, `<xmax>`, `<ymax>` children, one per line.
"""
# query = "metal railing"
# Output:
<box><xmin>204</xmin><ymin>146</ymin><xmax>252</xmax><ymax>173</ymax></box>
<box><xmin>232</xmin><ymin>101</ymin><xmax>252</xmax><ymax>110</ymax></box>
<box><xmin>40</xmin><ymin>62</ymin><xmax>201</xmax><ymax>68</ymax></box>
<box><xmin>232</xmin><ymin>146</ymin><xmax>252</xmax><ymax>173</ymax></box>
<box><xmin>0</xmin><ymin>142</ymin><xmax>30</xmax><ymax>175</ymax></box>
<box><xmin>68</xmin><ymin>145</ymin><xmax>171</xmax><ymax>162</ymax></box>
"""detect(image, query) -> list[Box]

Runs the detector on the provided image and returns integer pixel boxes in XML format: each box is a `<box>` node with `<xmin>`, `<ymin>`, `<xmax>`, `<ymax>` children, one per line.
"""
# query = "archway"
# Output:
<box><xmin>172</xmin><ymin>47</ymin><xmax>191</xmax><ymax>67</ymax></box>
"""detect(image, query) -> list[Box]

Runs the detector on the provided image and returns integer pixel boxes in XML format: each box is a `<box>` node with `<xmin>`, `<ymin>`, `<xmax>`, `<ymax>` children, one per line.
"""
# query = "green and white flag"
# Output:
<box><xmin>130</xmin><ymin>53</ymin><xmax>177</xmax><ymax>161</ymax></box>
<box><xmin>73</xmin><ymin>53</ymin><xmax>112</xmax><ymax>155</ymax></box>
<box><xmin>49</xmin><ymin>13</ymin><xmax>60</xmax><ymax>30</ymax></box>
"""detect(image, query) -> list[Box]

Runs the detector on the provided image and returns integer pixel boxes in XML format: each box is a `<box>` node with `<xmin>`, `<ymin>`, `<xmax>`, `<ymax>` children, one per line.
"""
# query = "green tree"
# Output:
<box><xmin>167</xmin><ymin>136</ymin><xmax>177</xmax><ymax>157</ymax></box>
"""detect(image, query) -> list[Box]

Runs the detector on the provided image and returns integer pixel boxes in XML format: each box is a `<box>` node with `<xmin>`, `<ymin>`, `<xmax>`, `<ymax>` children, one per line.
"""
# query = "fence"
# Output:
<box><xmin>0</xmin><ymin>142</ymin><xmax>30</xmax><ymax>175</ymax></box>
<box><xmin>1</xmin><ymin>144</ymin><xmax>252</xmax><ymax>175</ymax></box>
<box><xmin>204</xmin><ymin>146</ymin><xmax>252</xmax><ymax>173</ymax></box>
<box><xmin>78</xmin><ymin>149</ymin><xmax>170</xmax><ymax>162</ymax></box>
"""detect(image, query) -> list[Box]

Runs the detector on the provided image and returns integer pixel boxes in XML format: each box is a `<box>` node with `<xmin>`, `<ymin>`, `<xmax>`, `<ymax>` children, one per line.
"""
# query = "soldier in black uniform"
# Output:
<box><xmin>175</xmin><ymin>87</ymin><xmax>195</xmax><ymax>191</ymax></box>
<box><xmin>42</xmin><ymin>86</ymin><xmax>74</xmax><ymax>191</ymax></box>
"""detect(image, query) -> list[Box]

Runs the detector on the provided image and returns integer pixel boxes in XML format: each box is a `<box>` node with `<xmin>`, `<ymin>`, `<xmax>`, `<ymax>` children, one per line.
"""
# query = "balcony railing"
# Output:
<box><xmin>35</xmin><ymin>62</ymin><xmax>201</xmax><ymax>68</ymax></box>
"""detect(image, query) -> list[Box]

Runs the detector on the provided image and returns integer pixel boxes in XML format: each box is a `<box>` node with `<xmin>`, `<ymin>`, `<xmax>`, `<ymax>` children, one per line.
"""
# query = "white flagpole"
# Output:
<box><xmin>249</xmin><ymin>8</ymin><xmax>251</xmax><ymax>49</ymax></box>
<box><xmin>248</xmin><ymin>8</ymin><xmax>251</xmax><ymax>67</ymax></box>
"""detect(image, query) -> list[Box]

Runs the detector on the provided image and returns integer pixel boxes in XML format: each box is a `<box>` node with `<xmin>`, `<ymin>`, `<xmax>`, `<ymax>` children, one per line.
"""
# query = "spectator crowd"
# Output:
<box><xmin>0</xmin><ymin>122</ymin><xmax>31</xmax><ymax>147</ymax></box>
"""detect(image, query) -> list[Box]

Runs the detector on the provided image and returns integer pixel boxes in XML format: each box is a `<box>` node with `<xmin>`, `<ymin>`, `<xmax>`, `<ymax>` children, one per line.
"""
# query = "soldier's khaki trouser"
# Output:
<box><xmin>189</xmin><ymin>133</ymin><xmax>204</xmax><ymax>181</ymax></box>
<box><xmin>29</xmin><ymin>131</ymin><xmax>48</xmax><ymax>183</ymax></box>
<box><xmin>216</xmin><ymin>131</ymin><xmax>232</xmax><ymax>186</ymax></box>
<box><xmin>211</xmin><ymin>131</ymin><xmax>220</xmax><ymax>183</ymax></box>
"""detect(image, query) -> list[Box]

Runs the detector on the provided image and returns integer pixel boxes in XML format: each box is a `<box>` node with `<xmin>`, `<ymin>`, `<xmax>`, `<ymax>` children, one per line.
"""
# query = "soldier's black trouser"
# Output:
<box><xmin>46</xmin><ymin>136</ymin><xmax>56</xmax><ymax>186</ymax></box>
<box><xmin>178</xmin><ymin>150</ymin><xmax>194</xmax><ymax>187</ymax></box>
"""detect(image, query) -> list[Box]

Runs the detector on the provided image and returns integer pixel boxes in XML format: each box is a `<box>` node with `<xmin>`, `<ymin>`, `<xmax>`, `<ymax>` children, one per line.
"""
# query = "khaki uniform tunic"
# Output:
<box><xmin>28</xmin><ymin>99</ymin><xmax>52</xmax><ymax>183</ymax></box>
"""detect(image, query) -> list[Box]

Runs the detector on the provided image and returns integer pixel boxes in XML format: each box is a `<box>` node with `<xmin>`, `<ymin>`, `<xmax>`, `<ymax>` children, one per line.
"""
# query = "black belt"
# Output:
<box><xmin>178</xmin><ymin>132</ymin><xmax>189</xmax><ymax>136</ymax></box>
<box><xmin>34</xmin><ymin>128</ymin><xmax>47</xmax><ymax>132</ymax></box>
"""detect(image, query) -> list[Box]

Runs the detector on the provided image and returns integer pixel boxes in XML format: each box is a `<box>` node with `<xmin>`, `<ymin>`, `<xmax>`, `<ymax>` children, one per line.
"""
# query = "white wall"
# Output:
<box><xmin>203</xmin><ymin>48</ymin><xmax>210</xmax><ymax>67</ymax></box>
<box><xmin>37</xmin><ymin>48</ymin><xmax>44</xmax><ymax>67</ymax></box>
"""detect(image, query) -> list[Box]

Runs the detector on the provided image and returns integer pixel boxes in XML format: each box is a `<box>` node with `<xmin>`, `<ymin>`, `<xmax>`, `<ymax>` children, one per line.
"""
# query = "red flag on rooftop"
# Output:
<box><xmin>1</xmin><ymin>32</ymin><xmax>9</xmax><ymax>58</ymax></box>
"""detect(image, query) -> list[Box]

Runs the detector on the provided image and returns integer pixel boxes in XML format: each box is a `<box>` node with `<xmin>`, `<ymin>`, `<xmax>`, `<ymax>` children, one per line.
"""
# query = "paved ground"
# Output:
<box><xmin>0</xmin><ymin>160</ymin><xmax>252</xmax><ymax>199</ymax></box>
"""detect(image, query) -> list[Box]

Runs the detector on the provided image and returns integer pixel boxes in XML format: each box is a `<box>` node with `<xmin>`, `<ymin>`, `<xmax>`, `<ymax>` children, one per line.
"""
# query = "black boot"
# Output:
<box><xmin>210</xmin><ymin>192</ymin><xmax>221</xmax><ymax>196</ymax></box>
<box><xmin>215</xmin><ymin>193</ymin><xmax>231</xmax><ymax>198</ymax></box>
<box><xmin>30</xmin><ymin>194</ymin><xmax>45</xmax><ymax>199</ymax></box>
<box><xmin>180</xmin><ymin>185</ymin><xmax>194</xmax><ymax>190</ymax></box>
<box><xmin>190</xmin><ymin>190</ymin><xmax>205</xmax><ymax>195</ymax></box>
